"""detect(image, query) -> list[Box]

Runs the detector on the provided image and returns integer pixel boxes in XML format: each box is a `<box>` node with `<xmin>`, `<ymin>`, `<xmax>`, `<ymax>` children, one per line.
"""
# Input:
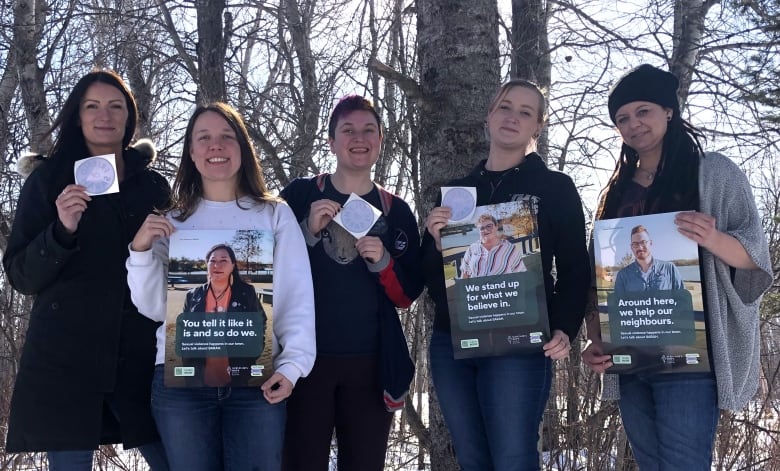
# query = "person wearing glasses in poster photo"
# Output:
<box><xmin>612</xmin><ymin>224</ymin><xmax>684</xmax><ymax>294</ymax></box>
<box><xmin>459</xmin><ymin>213</ymin><xmax>527</xmax><ymax>279</ymax></box>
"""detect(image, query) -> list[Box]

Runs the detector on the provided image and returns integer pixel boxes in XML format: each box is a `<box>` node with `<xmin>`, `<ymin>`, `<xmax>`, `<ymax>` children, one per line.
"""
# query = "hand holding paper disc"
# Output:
<box><xmin>74</xmin><ymin>155</ymin><xmax>119</xmax><ymax>195</ymax></box>
<box><xmin>441</xmin><ymin>187</ymin><xmax>476</xmax><ymax>222</ymax></box>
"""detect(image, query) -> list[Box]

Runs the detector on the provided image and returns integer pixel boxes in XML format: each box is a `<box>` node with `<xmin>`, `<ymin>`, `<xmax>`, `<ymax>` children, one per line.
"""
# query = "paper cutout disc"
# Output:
<box><xmin>75</xmin><ymin>156</ymin><xmax>116</xmax><ymax>194</ymax></box>
<box><xmin>340</xmin><ymin>199</ymin><xmax>375</xmax><ymax>234</ymax></box>
<box><xmin>442</xmin><ymin>187</ymin><xmax>476</xmax><ymax>222</ymax></box>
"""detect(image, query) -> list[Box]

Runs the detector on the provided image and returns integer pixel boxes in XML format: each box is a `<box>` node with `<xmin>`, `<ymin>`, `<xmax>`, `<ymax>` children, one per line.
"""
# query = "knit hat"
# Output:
<box><xmin>607</xmin><ymin>64</ymin><xmax>680</xmax><ymax>123</ymax></box>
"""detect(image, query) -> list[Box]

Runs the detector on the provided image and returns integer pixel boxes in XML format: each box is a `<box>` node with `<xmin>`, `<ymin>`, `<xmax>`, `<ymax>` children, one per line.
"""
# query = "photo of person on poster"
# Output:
<box><xmin>459</xmin><ymin>213</ymin><xmax>527</xmax><ymax>279</ymax></box>
<box><xmin>613</xmin><ymin>224</ymin><xmax>684</xmax><ymax>293</ymax></box>
<box><xmin>179</xmin><ymin>243</ymin><xmax>267</xmax><ymax>387</ymax></box>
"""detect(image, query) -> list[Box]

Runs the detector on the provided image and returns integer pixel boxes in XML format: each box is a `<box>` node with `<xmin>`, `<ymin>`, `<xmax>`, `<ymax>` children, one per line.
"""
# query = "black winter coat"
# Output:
<box><xmin>3</xmin><ymin>143</ymin><xmax>170</xmax><ymax>452</ymax></box>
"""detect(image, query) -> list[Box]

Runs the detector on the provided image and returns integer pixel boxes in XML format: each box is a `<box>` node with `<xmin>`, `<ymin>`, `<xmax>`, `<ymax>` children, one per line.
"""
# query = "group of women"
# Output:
<box><xmin>2</xmin><ymin>63</ymin><xmax>771</xmax><ymax>471</ymax></box>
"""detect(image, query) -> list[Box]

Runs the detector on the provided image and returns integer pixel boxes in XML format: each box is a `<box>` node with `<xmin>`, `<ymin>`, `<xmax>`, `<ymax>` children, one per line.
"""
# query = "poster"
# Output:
<box><xmin>440</xmin><ymin>196</ymin><xmax>550</xmax><ymax>359</ymax></box>
<box><xmin>164</xmin><ymin>229</ymin><xmax>275</xmax><ymax>387</ymax></box>
<box><xmin>593</xmin><ymin>211</ymin><xmax>710</xmax><ymax>374</ymax></box>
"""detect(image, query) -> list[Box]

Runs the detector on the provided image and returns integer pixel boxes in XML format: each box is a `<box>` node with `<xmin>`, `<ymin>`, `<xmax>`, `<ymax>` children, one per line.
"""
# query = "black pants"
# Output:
<box><xmin>282</xmin><ymin>354</ymin><xmax>393</xmax><ymax>471</ymax></box>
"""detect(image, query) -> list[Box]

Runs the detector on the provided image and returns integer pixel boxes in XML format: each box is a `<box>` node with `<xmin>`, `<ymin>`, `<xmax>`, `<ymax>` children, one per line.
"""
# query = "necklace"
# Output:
<box><xmin>636</xmin><ymin>166</ymin><xmax>657</xmax><ymax>182</ymax></box>
<box><xmin>209</xmin><ymin>284</ymin><xmax>230</xmax><ymax>312</ymax></box>
<box><xmin>485</xmin><ymin>167</ymin><xmax>517</xmax><ymax>203</ymax></box>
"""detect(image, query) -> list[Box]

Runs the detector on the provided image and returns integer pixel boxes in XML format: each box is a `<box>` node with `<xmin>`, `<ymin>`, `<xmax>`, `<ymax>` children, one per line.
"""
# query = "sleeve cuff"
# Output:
<box><xmin>275</xmin><ymin>363</ymin><xmax>303</xmax><ymax>386</ymax></box>
<box><xmin>53</xmin><ymin>220</ymin><xmax>77</xmax><ymax>249</ymax></box>
<box><xmin>127</xmin><ymin>245</ymin><xmax>155</xmax><ymax>266</ymax></box>
<box><xmin>300</xmin><ymin>220</ymin><xmax>321</xmax><ymax>247</ymax></box>
<box><xmin>366</xmin><ymin>249</ymin><xmax>390</xmax><ymax>272</ymax></box>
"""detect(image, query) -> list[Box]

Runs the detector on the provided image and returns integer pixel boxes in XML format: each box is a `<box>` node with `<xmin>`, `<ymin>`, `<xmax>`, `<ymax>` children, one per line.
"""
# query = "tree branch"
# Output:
<box><xmin>368</xmin><ymin>58</ymin><xmax>426</xmax><ymax>109</ymax></box>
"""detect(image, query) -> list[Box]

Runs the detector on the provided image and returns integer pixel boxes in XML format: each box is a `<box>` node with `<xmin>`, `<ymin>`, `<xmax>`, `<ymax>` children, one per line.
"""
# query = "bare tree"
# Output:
<box><xmin>510</xmin><ymin>0</ymin><xmax>553</xmax><ymax>160</ymax></box>
<box><xmin>417</xmin><ymin>0</ymin><xmax>500</xmax><ymax>468</ymax></box>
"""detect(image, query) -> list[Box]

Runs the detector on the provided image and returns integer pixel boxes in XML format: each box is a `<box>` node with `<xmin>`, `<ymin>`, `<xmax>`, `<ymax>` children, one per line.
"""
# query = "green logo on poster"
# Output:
<box><xmin>613</xmin><ymin>355</ymin><xmax>632</xmax><ymax>365</ymax></box>
<box><xmin>175</xmin><ymin>367</ymin><xmax>195</xmax><ymax>377</ymax></box>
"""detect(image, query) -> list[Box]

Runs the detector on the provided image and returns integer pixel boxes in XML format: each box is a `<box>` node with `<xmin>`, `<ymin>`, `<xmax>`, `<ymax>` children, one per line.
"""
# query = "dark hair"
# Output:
<box><xmin>206</xmin><ymin>243</ymin><xmax>242</xmax><ymax>279</ymax></box>
<box><xmin>487</xmin><ymin>79</ymin><xmax>548</xmax><ymax>124</ymax></box>
<box><xmin>327</xmin><ymin>95</ymin><xmax>382</xmax><ymax>140</ymax></box>
<box><xmin>597</xmin><ymin>67</ymin><xmax>705</xmax><ymax>220</ymax></box>
<box><xmin>44</xmin><ymin>70</ymin><xmax>138</xmax><ymax>195</ymax></box>
<box><xmin>171</xmin><ymin>102</ymin><xmax>277</xmax><ymax>221</ymax></box>
<box><xmin>596</xmin><ymin>114</ymin><xmax>704</xmax><ymax>219</ymax></box>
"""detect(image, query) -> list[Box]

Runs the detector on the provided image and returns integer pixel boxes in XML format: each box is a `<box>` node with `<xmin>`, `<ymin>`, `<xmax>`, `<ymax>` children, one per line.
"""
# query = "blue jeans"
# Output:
<box><xmin>619</xmin><ymin>372</ymin><xmax>719</xmax><ymax>471</ymax></box>
<box><xmin>151</xmin><ymin>366</ymin><xmax>285</xmax><ymax>471</ymax></box>
<box><xmin>429</xmin><ymin>330</ymin><xmax>552</xmax><ymax>471</ymax></box>
<box><xmin>47</xmin><ymin>441</ymin><xmax>168</xmax><ymax>471</ymax></box>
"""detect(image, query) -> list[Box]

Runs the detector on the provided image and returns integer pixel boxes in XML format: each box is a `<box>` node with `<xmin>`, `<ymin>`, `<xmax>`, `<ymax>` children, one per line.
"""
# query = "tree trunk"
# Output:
<box><xmin>417</xmin><ymin>0</ymin><xmax>500</xmax><ymax>468</ymax></box>
<box><xmin>14</xmin><ymin>0</ymin><xmax>51</xmax><ymax>154</ymax></box>
<box><xmin>0</xmin><ymin>49</ymin><xmax>19</xmax><ymax>186</ymax></box>
<box><xmin>511</xmin><ymin>0</ymin><xmax>552</xmax><ymax>162</ymax></box>
<box><xmin>196</xmin><ymin>0</ymin><xmax>227</xmax><ymax>103</ymax></box>
<box><xmin>283</xmin><ymin>0</ymin><xmax>320</xmax><ymax>179</ymax></box>
<box><xmin>670</xmin><ymin>0</ymin><xmax>718</xmax><ymax>109</ymax></box>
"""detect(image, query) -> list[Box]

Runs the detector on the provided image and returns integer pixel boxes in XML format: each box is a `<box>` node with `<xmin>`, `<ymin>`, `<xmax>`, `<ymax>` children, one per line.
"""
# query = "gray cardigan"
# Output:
<box><xmin>600</xmin><ymin>152</ymin><xmax>773</xmax><ymax>411</ymax></box>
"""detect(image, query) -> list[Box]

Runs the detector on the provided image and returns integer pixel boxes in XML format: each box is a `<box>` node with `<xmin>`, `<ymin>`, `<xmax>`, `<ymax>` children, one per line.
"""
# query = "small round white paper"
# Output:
<box><xmin>340</xmin><ymin>199</ymin><xmax>375</xmax><ymax>234</ymax></box>
<box><xmin>75</xmin><ymin>156</ymin><xmax>115</xmax><ymax>194</ymax></box>
<box><xmin>442</xmin><ymin>187</ymin><xmax>476</xmax><ymax>222</ymax></box>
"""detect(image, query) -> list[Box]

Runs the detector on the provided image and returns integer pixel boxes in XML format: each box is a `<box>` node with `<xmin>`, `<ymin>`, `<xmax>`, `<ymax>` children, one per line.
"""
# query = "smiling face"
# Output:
<box><xmin>79</xmin><ymin>82</ymin><xmax>129</xmax><ymax>155</ymax></box>
<box><xmin>486</xmin><ymin>86</ymin><xmax>543</xmax><ymax>152</ymax></box>
<box><xmin>630</xmin><ymin>230</ymin><xmax>653</xmax><ymax>263</ymax></box>
<box><xmin>207</xmin><ymin>248</ymin><xmax>235</xmax><ymax>285</ymax></box>
<box><xmin>478</xmin><ymin>220</ymin><xmax>500</xmax><ymax>247</ymax></box>
<box><xmin>614</xmin><ymin>101</ymin><xmax>672</xmax><ymax>158</ymax></box>
<box><xmin>189</xmin><ymin>111</ymin><xmax>242</xmax><ymax>190</ymax></box>
<box><xmin>329</xmin><ymin>110</ymin><xmax>382</xmax><ymax>174</ymax></box>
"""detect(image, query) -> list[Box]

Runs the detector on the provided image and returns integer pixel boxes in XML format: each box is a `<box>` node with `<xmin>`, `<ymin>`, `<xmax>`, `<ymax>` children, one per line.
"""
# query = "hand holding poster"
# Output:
<box><xmin>165</xmin><ymin>229</ymin><xmax>275</xmax><ymax>387</ymax></box>
<box><xmin>593</xmin><ymin>211</ymin><xmax>709</xmax><ymax>374</ymax></box>
<box><xmin>440</xmin><ymin>192</ymin><xmax>550</xmax><ymax>358</ymax></box>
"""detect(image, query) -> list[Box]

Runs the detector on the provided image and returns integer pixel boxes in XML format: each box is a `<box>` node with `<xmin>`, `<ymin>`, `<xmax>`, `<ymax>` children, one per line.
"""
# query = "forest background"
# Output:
<box><xmin>1</xmin><ymin>0</ymin><xmax>779</xmax><ymax>469</ymax></box>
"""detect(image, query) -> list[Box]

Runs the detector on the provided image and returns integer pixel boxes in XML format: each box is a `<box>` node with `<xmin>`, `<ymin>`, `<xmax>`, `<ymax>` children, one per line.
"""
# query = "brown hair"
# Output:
<box><xmin>171</xmin><ymin>102</ymin><xmax>278</xmax><ymax>221</ymax></box>
<box><xmin>44</xmin><ymin>70</ymin><xmax>138</xmax><ymax>195</ymax></box>
<box><xmin>630</xmin><ymin>225</ymin><xmax>649</xmax><ymax>237</ymax></box>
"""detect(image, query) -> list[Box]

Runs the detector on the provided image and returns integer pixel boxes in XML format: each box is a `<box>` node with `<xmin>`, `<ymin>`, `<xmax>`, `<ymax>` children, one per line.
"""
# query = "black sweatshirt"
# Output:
<box><xmin>421</xmin><ymin>153</ymin><xmax>590</xmax><ymax>342</ymax></box>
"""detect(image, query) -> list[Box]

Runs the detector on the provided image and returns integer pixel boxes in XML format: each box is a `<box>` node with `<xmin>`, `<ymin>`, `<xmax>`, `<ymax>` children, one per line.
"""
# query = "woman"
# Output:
<box><xmin>421</xmin><ymin>79</ymin><xmax>590</xmax><ymax>470</ymax></box>
<box><xmin>180</xmin><ymin>244</ymin><xmax>267</xmax><ymax>387</ymax></box>
<box><xmin>460</xmin><ymin>213</ymin><xmax>527</xmax><ymax>278</ymax></box>
<box><xmin>2</xmin><ymin>70</ymin><xmax>169</xmax><ymax>469</ymax></box>
<box><xmin>581</xmin><ymin>64</ymin><xmax>772</xmax><ymax>469</ymax></box>
<box><xmin>280</xmin><ymin>95</ymin><xmax>423</xmax><ymax>471</ymax></box>
<box><xmin>126</xmin><ymin>102</ymin><xmax>316</xmax><ymax>470</ymax></box>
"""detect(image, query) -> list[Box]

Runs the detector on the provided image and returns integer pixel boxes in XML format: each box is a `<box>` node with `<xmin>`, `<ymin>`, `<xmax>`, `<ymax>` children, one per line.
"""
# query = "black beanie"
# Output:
<box><xmin>607</xmin><ymin>64</ymin><xmax>680</xmax><ymax>123</ymax></box>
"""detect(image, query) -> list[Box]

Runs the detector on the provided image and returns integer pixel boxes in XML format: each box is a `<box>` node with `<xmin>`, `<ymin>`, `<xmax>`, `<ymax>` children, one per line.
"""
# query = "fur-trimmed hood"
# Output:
<box><xmin>16</xmin><ymin>138</ymin><xmax>157</xmax><ymax>179</ymax></box>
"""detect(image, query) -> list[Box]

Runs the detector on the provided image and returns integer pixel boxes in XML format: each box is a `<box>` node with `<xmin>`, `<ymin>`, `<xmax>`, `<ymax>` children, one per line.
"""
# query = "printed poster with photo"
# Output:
<box><xmin>440</xmin><ymin>197</ymin><xmax>550</xmax><ymax>359</ymax></box>
<box><xmin>165</xmin><ymin>229</ymin><xmax>275</xmax><ymax>387</ymax></box>
<box><xmin>593</xmin><ymin>211</ymin><xmax>710</xmax><ymax>374</ymax></box>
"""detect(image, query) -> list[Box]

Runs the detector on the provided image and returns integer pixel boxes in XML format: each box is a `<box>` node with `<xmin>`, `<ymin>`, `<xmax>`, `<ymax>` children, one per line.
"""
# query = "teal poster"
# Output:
<box><xmin>165</xmin><ymin>229</ymin><xmax>275</xmax><ymax>387</ymax></box>
<box><xmin>441</xmin><ymin>196</ymin><xmax>550</xmax><ymax>359</ymax></box>
<box><xmin>593</xmin><ymin>212</ymin><xmax>710</xmax><ymax>374</ymax></box>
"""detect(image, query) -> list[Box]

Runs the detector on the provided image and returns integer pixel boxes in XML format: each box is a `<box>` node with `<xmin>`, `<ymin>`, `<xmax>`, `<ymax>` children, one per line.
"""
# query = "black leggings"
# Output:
<box><xmin>282</xmin><ymin>354</ymin><xmax>393</xmax><ymax>471</ymax></box>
